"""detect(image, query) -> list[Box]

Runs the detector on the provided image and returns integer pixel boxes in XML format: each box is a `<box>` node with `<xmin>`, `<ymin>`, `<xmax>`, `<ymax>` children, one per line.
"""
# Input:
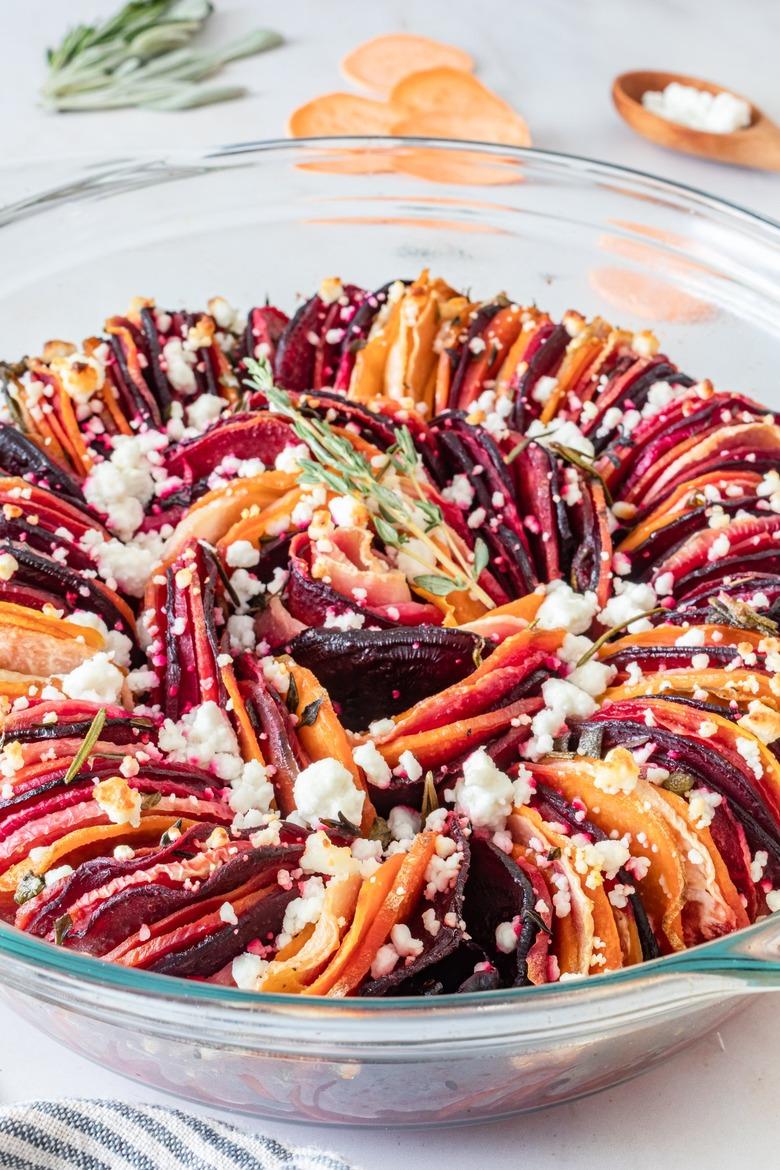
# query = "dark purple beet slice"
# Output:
<box><xmin>360</xmin><ymin>818</ymin><xmax>471</xmax><ymax>996</ymax></box>
<box><xmin>238</xmin><ymin>306</ymin><xmax>290</xmax><ymax>368</ymax></box>
<box><xmin>0</xmin><ymin>423</ymin><xmax>85</xmax><ymax>502</ymax></box>
<box><xmin>66</xmin><ymin>841</ymin><xmax>304</xmax><ymax>956</ymax></box>
<box><xmin>0</xmin><ymin>541</ymin><xmax>133</xmax><ymax>635</ymax></box>
<box><xmin>138</xmin><ymin>307</ymin><xmax>174</xmax><ymax>418</ymax></box>
<box><xmin>447</xmin><ymin>299</ymin><xmax>507</xmax><ymax>410</ymax></box>
<box><xmin>274</xmin><ymin>294</ymin><xmax>329</xmax><ymax>391</ymax></box>
<box><xmin>462</xmin><ymin>834</ymin><xmax>543</xmax><ymax>987</ymax></box>
<box><xmin>21</xmin><ymin>823</ymin><xmax>214</xmax><ymax>936</ymax></box>
<box><xmin>163</xmin><ymin>413</ymin><xmax>295</xmax><ymax>490</ymax></box>
<box><xmin>149</xmin><ymin>885</ymin><xmax>296</xmax><ymax>977</ymax></box>
<box><xmin>286</xmin><ymin>625</ymin><xmax>486</xmax><ymax>730</ymax></box>
<box><xmin>510</xmin><ymin>322</ymin><xmax>570</xmax><ymax>431</ymax></box>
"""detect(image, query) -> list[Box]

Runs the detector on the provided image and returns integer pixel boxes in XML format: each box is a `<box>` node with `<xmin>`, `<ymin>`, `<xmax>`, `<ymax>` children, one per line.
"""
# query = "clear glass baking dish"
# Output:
<box><xmin>0</xmin><ymin>138</ymin><xmax>779</xmax><ymax>1127</ymax></box>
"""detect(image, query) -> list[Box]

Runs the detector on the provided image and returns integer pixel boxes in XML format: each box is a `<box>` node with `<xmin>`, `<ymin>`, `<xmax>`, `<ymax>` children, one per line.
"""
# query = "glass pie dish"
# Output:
<box><xmin>0</xmin><ymin>137</ymin><xmax>779</xmax><ymax>1127</ymax></box>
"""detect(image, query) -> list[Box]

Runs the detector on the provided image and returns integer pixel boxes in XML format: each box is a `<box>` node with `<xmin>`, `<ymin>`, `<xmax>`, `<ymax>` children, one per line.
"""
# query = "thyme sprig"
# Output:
<box><xmin>63</xmin><ymin>708</ymin><xmax>107</xmax><ymax>784</ymax></box>
<box><xmin>42</xmin><ymin>0</ymin><xmax>282</xmax><ymax>112</ymax></box>
<box><xmin>244</xmin><ymin>358</ymin><xmax>494</xmax><ymax>608</ymax></box>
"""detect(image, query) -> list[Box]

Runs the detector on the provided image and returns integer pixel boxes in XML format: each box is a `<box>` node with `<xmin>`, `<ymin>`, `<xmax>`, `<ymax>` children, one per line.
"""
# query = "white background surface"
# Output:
<box><xmin>1</xmin><ymin>1</ymin><xmax>779</xmax><ymax>1166</ymax></box>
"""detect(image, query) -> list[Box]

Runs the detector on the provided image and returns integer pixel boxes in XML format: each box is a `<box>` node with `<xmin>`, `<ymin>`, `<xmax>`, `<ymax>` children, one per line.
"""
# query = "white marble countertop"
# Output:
<box><xmin>1</xmin><ymin>1</ymin><xmax>779</xmax><ymax>1166</ymax></box>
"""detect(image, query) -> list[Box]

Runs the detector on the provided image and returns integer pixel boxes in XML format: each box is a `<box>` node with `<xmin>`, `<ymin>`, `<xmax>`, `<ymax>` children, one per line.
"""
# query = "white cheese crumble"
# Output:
<box><xmin>60</xmin><ymin>652</ymin><xmax>124</xmax><ymax>705</ymax></box>
<box><xmin>352</xmin><ymin>741</ymin><xmax>392</xmax><ymax>789</ymax></box>
<box><xmin>83</xmin><ymin>430</ymin><xmax>167</xmax><ymax>540</ymax></box>
<box><xmin>293</xmin><ymin>758</ymin><xmax>365</xmax><ymax>827</ymax></box>
<box><xmin>527</xmin><ymin>418</ymin><xmax>595</xmax><ymax>458</ymax></box>
<box><xmin>232</xmin><ymin>952</ymin><xmax>269</xmax><ymax>990</ymax></box>
<box><xmin>598</xmin><ymin>579</ymin><xmax>658</xmax><ymax>634</ymax></box>
<box><xmin>277</xmin><ymin>876</ymin><xmax>326</xmax><ymax>947</ymax></box>
<box><xmin>158</xmin><ymin>700</ymin><xmax>243</xmax><ymax>780</ymax></box>
<box><xmin>226</xmin><ymin>540</ymin><xmax>260</xmax><ymax>569</ymax></box>
<box><xmin>642</xmin><ymin>82</ymin><xmax>751</xmax><ymax>134</ymax></box>
<box><xmin>536</xmin><ymin>581</ymin><xmax>598</xmax><ymax>636</ymax></box>
<box><xmin>388</xmin><ymin>805</ymin><xmax>421</xmax><ymax>843</ymax></box>
<box><xmin>92</xmin><ymin>775</ymin><xmax>142</xmax><ymax>829</ymax></box>
<box><xmin>453</xmin><ymin>748</ymin><xmax>531</xmax><ymax>831</ymax></box>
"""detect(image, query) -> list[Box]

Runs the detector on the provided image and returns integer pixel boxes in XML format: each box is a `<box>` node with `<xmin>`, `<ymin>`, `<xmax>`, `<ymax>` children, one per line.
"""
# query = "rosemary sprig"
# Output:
<box><xmin>42</xmin><ymin>0</ymin><xmax>282</xmax><ymax>113</ymax></box>
<box><xmin>576</xmin><ymin>607</ymin><xmax>666</xmax><ymax>667</ymax></box>
<box><xmin>550</xmin><ymin>443</ymin><xmax>613</xmax><ymax>505</ymax></box>
<box><xmin>245</xmin><ymin>358</ymin><xmax>495</xmax><ymax>608</ymax></box>
<box><xmin>63</xmin><ymin>708</ymin><xmax>107</xmax><ymax>784</ymax></box>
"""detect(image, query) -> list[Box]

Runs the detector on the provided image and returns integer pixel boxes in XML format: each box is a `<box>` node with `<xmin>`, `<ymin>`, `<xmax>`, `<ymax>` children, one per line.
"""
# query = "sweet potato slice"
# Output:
<box><xmin>535</xmin><ymin>756</ymin><xmax>686</xmax><ymax>952</ymax></box>
<box><xmin>390</xmin><ymin>67</ymin><xmax>513</xmax><ymax>120</ymax></box>
<box><xmin>341</xmin><ymin>34</ymin><xmax>474</xmax><ymax>96</ymax></box>
<box><xmin>392</xmin><ymin>110</ymin><xmax>531</xmax><ymax>148</ymax></box>
<box><xmin>288</xmin><ymin>93</ymin><xmax>398</xmax><ymax>138</ymax></box>
<box><xmin>259</xmin><ymin>873</ymin><xmax>362</xmax><ymax>993</ymax></box>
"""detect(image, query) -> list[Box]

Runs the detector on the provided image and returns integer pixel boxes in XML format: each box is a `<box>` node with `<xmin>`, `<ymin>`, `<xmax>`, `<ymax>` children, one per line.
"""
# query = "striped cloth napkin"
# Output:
<box><xmin>0</xmin><ymin>1099</ymin><xmax>359</xmax><ymax>1169</ymax></box>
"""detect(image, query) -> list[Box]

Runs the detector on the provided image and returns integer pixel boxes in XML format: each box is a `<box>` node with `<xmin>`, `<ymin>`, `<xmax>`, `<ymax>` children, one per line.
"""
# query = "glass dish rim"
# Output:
<box><xmin>0</xmin><ymin>135</ymin><xmax>779</xmax><ymax>237</ymax></box>
<box><xmin>0</xmin><ymin>134</ymin><xmax>778</xmax><ymax>1017</ymax></box>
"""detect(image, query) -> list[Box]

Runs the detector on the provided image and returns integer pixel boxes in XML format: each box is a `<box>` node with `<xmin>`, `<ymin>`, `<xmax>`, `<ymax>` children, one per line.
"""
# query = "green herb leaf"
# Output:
<box><xmin>141</xmin><ymin>791</ymin><xmax>162</xmax><ymax>810</ymax></box>
<box><xmin>368</xmin><ymin>816</ymin><xmax>393</xmax><ymax>850</ymax></box>
<box><xmin>576</xmin><ymin>608</ymin><xmax>666</xmax><ymax>667</ymax></box>
<box><xmin>298</xmin><ymin>698</ymin><xmax>323</xmax><ymax>727</ymax></box>
<box><xmin>412</xmin><ymin>574</ymin><xmax>462</xmax><ymax>597</ymax></box>
<box><xmin>42</xmin><ymin>2</ymin><xmax>282</xmax><ymax>113</ymax></box>
<box><xmin>472</xmin><ymin>537</ymin><xmax>489</xmax><ymax>580</ymax></box>
<box><xmin>53</xmin><ymin>913</ymin><xmax>73</xmax><ymax>946</ymax></box>
<box><xmin>709</xmin><ymin>595</ymin><xmax>778</xmax><ymax>636</ymax></box>
<box><xmin>374</xmin><ymin>516</ymin><xmax>402</xmax><ymax>548</ymax></box>
<box><xmin>63</xmin><ymin>708</ymin><xmax>107</xmax><ymax>785</ymax></box>
<box><xmin>14</xmin><ymin>872</ymin><xmax>45</xmax><ymax>907</ymax></box>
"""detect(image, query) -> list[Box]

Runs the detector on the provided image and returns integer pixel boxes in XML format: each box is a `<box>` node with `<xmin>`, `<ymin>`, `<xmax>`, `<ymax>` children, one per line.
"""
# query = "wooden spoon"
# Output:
<box><xmin>612</xmin><ymin>70</ymin><xmax>780</xmax><ymax>172</ymax></box>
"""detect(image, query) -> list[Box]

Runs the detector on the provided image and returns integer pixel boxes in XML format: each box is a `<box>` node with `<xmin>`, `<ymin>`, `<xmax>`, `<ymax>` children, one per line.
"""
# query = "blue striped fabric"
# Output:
<box><xmin>0</xmin><ymin>1100</ymin><xmax>360</xmax><ymax>1170</ymax></box>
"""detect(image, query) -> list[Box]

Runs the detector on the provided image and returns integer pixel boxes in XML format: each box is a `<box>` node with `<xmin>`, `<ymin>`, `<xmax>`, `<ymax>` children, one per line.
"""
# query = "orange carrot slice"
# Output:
<box><xmin>288</xmin><ymin>93</ymin><xmax>398</xmax><ymax>138</ymax></box>
<box><xmin>317</xmin><ymin>832</ymin><xmax>437</xmax><ymax>998</ymax></box>
<box><xmin>0</xmin><ymin>816</ymin><xmax>185</xmax><ymax>893</ymax></box>
<box><xmin>287</xmin><ymin>663</ymin><xmax>376</xmax><ymax>833</ymax></box>
<box><xmin>341</xmin><ymin>34</ymin><xmax>474</xmax><ymax>96</ymax></box>
<box><xmin>304</xmin><ymin>852</ymin><xmax>407</xmax><ymax>995</ymax></box>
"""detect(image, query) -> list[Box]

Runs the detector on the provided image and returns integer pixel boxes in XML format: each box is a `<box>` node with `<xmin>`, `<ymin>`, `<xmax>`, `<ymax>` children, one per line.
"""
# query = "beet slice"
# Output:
<box><xmin>0</xmin><ymin>541</ymin><xmax>133</xmax><ymax>635</ymax></box>
<box><xmin>238</xmin><ymin>305</ymin><xmax>290</xmax><ymax>368</ymax></box>
<box><xmin>287</xmin><ymin>625</ymin><xmax>485</xmax><ymax>730</ymax></box>
<box><xmin>65</xmin><ymin>841</ymin><xmax>304</xmax><ymax>956</ymax></box>
<box><xmin>148</xmin><ymin>884</ymin><xmax>297</xmax><ymax>977</ymax></box>
<box><xmin>360</xmin><ymin>817</ymin><xmax>472</xmax><ymax>996</ymax></box>
<box><xmin>163</xmin><ymin>412</ymin><xmax>295</xmax><ymax>495</ymax></box>
<box><xmin>0</xmin><ymin>423</ymin><xmax>84</xmax><ymax>502</ymax></box>
<box><xmin>462</xmin><ymin>834</ymin><xmax>544</xmax><ymax>987</ymax></box>
<box><xmin>19</xmin><ymin>822</ymin><xmax>214</xmax><ymax>936</ymax></box>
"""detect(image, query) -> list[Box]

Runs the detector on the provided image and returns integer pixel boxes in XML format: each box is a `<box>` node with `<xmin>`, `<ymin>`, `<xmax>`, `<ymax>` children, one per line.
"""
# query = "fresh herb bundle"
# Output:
<box><xmin>244</xmin><ymin>356</ymin><xmax>495</xmax><ymax>607</ymax></box>
<box><xmin>42</xmin><ymin>0</ymin><xmax>282</xmax><ymax>112</ymax></box>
